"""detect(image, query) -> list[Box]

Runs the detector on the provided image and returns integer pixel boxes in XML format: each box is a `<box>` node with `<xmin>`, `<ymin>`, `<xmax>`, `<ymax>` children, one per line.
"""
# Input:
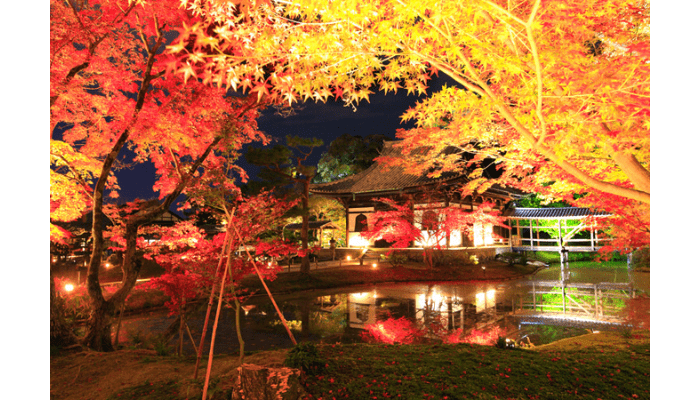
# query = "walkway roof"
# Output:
<box><xmin>283</xmin><ymin>220</ymin><xmax>341</xmax><ymax>231</ymax></box>
<box><xmin>504</xmin><ymin>207</ymin><xmax>611</xmax><ymax>220</ymax></box>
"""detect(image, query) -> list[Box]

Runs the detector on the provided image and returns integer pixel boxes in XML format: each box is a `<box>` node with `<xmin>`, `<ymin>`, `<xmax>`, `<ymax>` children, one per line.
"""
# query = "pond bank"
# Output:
<box><xmin>238</xmin><ymin>261</ymin><xmax>542</xmax><ymax>297</ymax></box>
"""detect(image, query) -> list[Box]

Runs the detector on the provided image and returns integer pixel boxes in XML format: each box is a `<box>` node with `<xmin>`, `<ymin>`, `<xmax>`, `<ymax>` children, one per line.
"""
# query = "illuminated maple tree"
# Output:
<box><xmin>173</xmin><ymin>0</ymin><xmax>649</xmax><ymax>251</ymax></box>
<box><xmin>50</xmin><ymin>0</ymin><xmax>272</xmax><ymax>350</ymax></box>
<box><xmin>362</xmin><ymin>198</ymin><xmax>507</xmax><ymax>268</ymax></box>
<box><xmin>136</xmin><ymin>190</ymin><xmax>299</xmax><ymax>357</ymax></box>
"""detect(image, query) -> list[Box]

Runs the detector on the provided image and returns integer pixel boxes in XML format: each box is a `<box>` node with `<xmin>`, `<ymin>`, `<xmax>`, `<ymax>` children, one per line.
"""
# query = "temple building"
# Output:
<box><xmin>309</xmin><ymin>141</ymin><xmax>524</xmax><ymax>250</ymax></box>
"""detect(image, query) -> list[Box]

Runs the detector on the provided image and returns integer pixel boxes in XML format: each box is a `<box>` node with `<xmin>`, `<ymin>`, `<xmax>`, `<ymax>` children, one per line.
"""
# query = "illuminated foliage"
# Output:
<box><xmin>361</xmin><ymin>198</ymin><xmax>507</xmax><ymax>267</ymax></box>
<box><xmin>50</xmin><ymin>0</ymin><xmax>271</xmax><ymax>350</ymax></box>
<box><xmin>173</xmin><ymin>0</ymin><xmax>649</xmax><ymax>251</ymax></box>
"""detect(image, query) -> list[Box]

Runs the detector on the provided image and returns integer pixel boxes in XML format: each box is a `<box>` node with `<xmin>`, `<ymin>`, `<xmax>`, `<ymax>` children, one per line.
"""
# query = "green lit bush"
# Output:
<box><xmin>284</xmin><ymin>342</ymin><xmax>326</xmax><ymax>374</ymax></box>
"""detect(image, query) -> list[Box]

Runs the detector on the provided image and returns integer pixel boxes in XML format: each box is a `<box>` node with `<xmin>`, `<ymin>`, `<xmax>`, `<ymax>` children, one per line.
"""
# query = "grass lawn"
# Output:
<box><xmin>300</xmin><ymin>331</ymin><xmax>650</xmax><ymax>399</ymax></box>
<box><xmin>50</xmin><ymin>330</ymin><xmax>649</xmax><ymax>400</ymax></box>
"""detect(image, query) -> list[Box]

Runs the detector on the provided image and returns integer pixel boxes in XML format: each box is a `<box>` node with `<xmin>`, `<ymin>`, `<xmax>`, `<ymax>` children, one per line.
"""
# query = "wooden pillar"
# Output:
<box><xmin>562</xmin><ymin>285</ymin><xmax>567</xmax><ymax>314</ymax></box>
<box><xmin>558</xmin><ymin>219</ymin><xmax>562</xmax><ymax>247</ymax></box>
<box><xmin>445</xmin><ymin>196</ymin><xmax>450</xmax><ymax>249</ymax></box>
<box><xmin>594</xmin><ymin>285</ymin><xmax>598</xmax><ymax>318</ymax></box>
<box><xmin>345</xmin><ymin>207</ymin><xmax>350</xmax><ymax>247</ymax></box>
<box><xmin>447</xmin><ymin>298</ymin><xmax>454</xmax><ymax>330</ymax></box>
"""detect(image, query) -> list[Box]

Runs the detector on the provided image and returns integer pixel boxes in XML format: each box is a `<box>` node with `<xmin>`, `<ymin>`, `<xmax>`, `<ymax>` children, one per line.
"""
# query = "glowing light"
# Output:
<box><xmin>105</xmin><ymin>263</ymin><xmax>111</xmax><ymax>269</ymax></box>
<box><xmin>372</xmin><ymin>263</ymin><xmax>377</xmax><ymax>268</ymax></box>
<box><xmin>351</xmin><ymin>292</ymin><xmax>370</xmax><ymax>300</ymax></box>
<box><xmin>64</xmin><ymin>284</ymin><xmax>74</xmax><ymax>292</ymax></box>
<box><xmin>347</xmin><ymin>255</ymin><xmax>352</xmax><ymax>261</ymax></box>
<box><xmin>348</xmin><ymin>233</ymin><xmax>370</xmax><ymax>247</ymax></box>
<box><xmin>417</xmin><ymin>290</ymin><xmax>450</xmax><ymax>312</ymax></box>
<box><xmin>476</xmin><ymin>292</ymin><xmax>486</xmax><ymax>312</ymax></box>
<box><xmin>486</xmin><ymin>289</ymin><xmax>496</xmax><ymax>308</ymax></box>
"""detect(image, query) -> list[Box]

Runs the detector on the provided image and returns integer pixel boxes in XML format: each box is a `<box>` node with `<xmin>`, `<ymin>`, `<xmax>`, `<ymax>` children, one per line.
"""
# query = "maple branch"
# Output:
<box><xmin>50</xmin><ymin>1</ymin><xmax>138</xmax><ymax>110</ymax></box>
<box><xmin>168</xmin><ymin>147</ymin><xmax>183</xmax><ymax>181</ymax></box>
<box><xmin>395</xmin><ymin>0</ymin><xmax>450</xmax><ymax>39</ymax></box>
<box><xmin>523</xmin><ymin>0</ymin><xmax>547</xmax><ymax>146</ymax></box>
<box><xmin>53</xmin><ymin>153</ymin><xmax>94</xmax><ymax>198</ymax></box>
<box><xmin>410</xmin><ymin>51</ymin><xmax>486</xmax><ymax>98</ymax></box>
<box><xmin>429</xmin><ymin>37</ymin><xmax>650</xmax><ymax>204</ymax></box>
<box><xmin>479</xmin><ymin>0</ymin><xmax>527</xmax><ymax>27</ymax></box>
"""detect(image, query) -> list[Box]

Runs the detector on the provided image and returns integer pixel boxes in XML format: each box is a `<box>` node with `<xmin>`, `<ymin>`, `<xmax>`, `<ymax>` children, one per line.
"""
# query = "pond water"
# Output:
<box><xmin>117</xmin><ymin>266</ymin><xmax>648</xmax><ymax>355</ymax></box>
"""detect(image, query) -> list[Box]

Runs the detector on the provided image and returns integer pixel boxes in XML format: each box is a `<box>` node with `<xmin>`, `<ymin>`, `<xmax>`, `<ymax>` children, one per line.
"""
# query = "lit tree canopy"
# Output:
<box><xmin>172</xmin><ymin>0</ymin><xmax>649</xmax><ymax>250</ymax></box>
<box><xmin>50</xmin><ymin>0</ymin><xmax>271</xmax><ymax>350</ymax></box>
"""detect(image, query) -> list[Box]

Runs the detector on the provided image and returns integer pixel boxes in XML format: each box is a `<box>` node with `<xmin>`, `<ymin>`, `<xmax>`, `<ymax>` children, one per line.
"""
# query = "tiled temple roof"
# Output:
<box><xmin>310</xmin><ymin>141</ymin><xmax>475</xmax><ymax>196</ymax></box>
<box><xmin>504</xmin><ymin>207</ymin><xmax>611</xmax><ymax>220</ymax></box>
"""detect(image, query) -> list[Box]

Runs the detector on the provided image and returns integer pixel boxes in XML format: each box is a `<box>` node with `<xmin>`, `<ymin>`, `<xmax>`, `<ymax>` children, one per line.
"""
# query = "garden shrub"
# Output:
<box><xmin>496</xmin><ymin>252</ymin><xmax>527</xmax><ymax>266</ymax></box>
<box><xmin>432</xmin><ymin>251</ymin><xmax>472</xmax><ymax>268</ymax></box>
<box><xmin>387</xmin><ymin>251</ymin><xmax>409</xmax><ymax>267</ymax></box>
<box><xmin>631</xmin><ymin>247</ymin><xmax>650</xmax><ymax>271</ymax></box>
<box><xmin>284</xmin><ymin>342</ymin><xmax>326</xmax><ymax>374</ymax></box>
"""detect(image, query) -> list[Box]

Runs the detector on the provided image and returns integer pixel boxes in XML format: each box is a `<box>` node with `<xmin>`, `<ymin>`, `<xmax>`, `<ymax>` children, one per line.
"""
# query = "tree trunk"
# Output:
<box><xmin>299</xmin><ymin>180</ymin><xmax>311</xmax><ymax>274</ymax></box>
<box><xmin>82</xmin><ymin>300</ymin><xmax>116</xmax><ymax>352</ymax></box>
<box><xmin>232</xmin><ymin>365</ymin><xmax>305</xmax><ymax>400</ymax></box>
<box><xmin>83</xmin><ymin>222</ymin><xmax>142</xmax><ymax>351</ymax></box>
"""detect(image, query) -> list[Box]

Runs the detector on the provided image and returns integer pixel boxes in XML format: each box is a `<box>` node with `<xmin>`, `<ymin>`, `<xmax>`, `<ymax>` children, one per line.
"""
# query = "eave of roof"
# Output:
<box><xmin>309</xmin><ymin>141</ymin><xmax>522</xmax><ymax>198</ymax></box>
<box><xmin>283</xmin><ymin>220</ymin><xmax>341</xmax><ymax>231</ymax></box>
<box><xmin>504</xmin><ymin>207</ymin><xmax>611</xmax><ymax>220</ymax></box>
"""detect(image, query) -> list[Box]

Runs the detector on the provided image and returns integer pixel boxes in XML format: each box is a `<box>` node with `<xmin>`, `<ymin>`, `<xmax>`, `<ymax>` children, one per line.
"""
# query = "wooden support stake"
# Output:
<box><xmin>193</xmin><ymin>216</ymin><xmax>235</xmax><ymax>380</ymax></box>
<box><xmin>232</xmin><ymin>224</ymin><xmax>297</xmax><ymax>346</ymax></box>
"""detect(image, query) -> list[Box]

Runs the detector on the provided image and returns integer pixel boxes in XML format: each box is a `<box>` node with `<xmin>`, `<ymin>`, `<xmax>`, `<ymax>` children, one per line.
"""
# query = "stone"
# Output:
<box><xmin>231</xmin><ymin>364</ymin><xmax>306</xmax><ymax>400</ymax></box>
<box><xmin>526</xmin><ymin>260</ymin><xmax>548</xmax><ymax>267</ymax></box>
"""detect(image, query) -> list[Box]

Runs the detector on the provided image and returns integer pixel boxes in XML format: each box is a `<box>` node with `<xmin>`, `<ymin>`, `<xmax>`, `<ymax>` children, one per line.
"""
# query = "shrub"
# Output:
<box><xmin>631</xmin><ymin>247</ymin><xmax>650</xmax><ymax>271</ymax></box>
<box><xmin>387</xmin><ymin>252</ymin><xmax>409</xmax><ymax>267</ymax></box>
<box><xmin>151</xmin><ymin>334</ymin><xmax>172</xmax><ymax>356</ymax></box>
<box><xmin>284</xmin><ymin>342</ymin><xmax>326</xmax><ymax>374</ymax></box>
<box><xmin>496</xmin><ymin>252</ymin><xmax>527</xmax><ymax>266</ymax></box>
<box><xmin>432</xmin><ymin>251</ymin><xmax>472</xmax><ymax>268</ymax></box>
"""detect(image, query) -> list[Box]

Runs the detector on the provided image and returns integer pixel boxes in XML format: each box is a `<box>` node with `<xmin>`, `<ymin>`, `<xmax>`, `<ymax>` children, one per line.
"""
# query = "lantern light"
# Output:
<box><xmin>64</xmin><ymin>284</ymin><xmax>74</xmax><ymax>292</ymax></box>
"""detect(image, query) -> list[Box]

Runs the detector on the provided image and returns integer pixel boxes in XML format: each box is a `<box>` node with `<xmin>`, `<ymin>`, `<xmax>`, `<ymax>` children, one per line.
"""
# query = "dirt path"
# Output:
<box><xmin>50</xmin><ymin>349</ymin><xmax>288</xmax><ymax>400</ymax></box>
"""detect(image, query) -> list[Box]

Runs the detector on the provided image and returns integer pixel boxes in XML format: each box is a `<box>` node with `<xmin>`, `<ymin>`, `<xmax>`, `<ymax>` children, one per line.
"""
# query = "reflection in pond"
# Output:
<box><xmin>236</xmin><ymin>283</ymin><xmax>575</xmax><ymax>350</ymax></box>
<box><xmin>120</xmin><ymin>278</ymin><xmax>637</xmax><ymax>355</ymax></box>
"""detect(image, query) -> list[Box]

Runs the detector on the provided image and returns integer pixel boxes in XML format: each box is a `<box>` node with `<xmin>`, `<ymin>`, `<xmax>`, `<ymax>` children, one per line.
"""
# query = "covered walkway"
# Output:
<box><xmin>506</xmin><ymin>207</ymin><xmax>611</xmax><ymax>252</ymax></box>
